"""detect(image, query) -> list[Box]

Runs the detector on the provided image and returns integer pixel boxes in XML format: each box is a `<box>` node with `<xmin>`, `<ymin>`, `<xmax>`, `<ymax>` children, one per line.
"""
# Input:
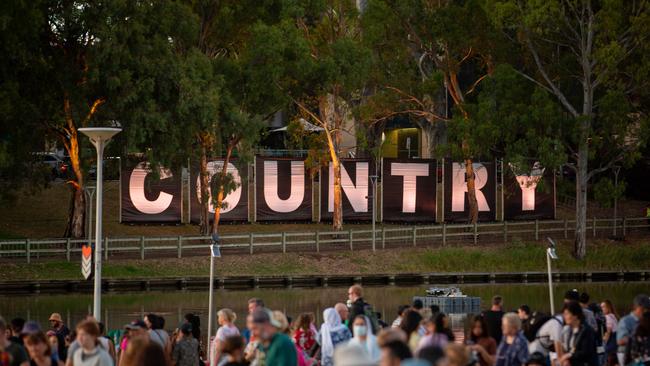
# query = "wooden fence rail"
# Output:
<box><xmin>0</xmin><ymin>217</ymin><xmax>648</xmax><ymax>263</ymax></box>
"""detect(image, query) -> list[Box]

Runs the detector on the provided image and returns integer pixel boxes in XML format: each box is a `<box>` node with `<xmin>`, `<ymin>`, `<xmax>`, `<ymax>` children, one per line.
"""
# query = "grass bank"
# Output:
<box><xmin>1</xmin><ymin>239</ymin><xmax>648</xmax><ymax>281</ymax></box>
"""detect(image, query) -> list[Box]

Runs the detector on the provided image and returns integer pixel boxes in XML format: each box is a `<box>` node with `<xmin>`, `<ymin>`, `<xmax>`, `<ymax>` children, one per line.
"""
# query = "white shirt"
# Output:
<box><xmin>529</xmin><ymin>315</ymin><xmax>563</xmax><ymax>359</ymax></box>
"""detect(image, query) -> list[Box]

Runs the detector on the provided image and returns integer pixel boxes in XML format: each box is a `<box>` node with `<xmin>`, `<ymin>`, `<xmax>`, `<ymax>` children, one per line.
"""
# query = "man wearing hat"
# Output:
<box><xmin>252</xmin><ymin>308</ymin><xmax>296</xmax><ymax>366</ymax></box>
<box><xmin>616</xmin><ymin>294</ymin><xmax>650</xmax><ymax>365</ymax></box>
<box><xmin>48</xmin><ymin>313</ymin><xmax>70</xmax><ymax>360</ymax></box>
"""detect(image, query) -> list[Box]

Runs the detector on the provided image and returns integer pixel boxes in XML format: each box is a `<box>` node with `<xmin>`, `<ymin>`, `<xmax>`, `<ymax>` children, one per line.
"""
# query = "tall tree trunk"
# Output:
<box><xmin>464</xmin><ymin>158</ymin><xmax>479</xmax><ymax>224</ymax></box>
<box><xmin>319</xmin><ymin>94</ymin><xmax>344</xmax><ymax>231</ymax></box>
<box><xmin>199</xmin><ymin>142</ymin><xmax>210</xmax><ymax>236</ymax></box>
<box><xmin>63</xmin><ymin>131</ymin><xmax>85</xmax><ymax>238</ymax></box>
<box><xmin>332</xmin><ymin>157</ymin><xmax>343</xmax><ymax>231</ymax></box>
<box><xmin>574</xmin><ymin>123</ymin><xmax>590</xmax><ymax>259</ymax></box>
<box><xmin>211</xmin><ymin>144</ymin><xmax>235</xmax><ymax>234</ymax></box>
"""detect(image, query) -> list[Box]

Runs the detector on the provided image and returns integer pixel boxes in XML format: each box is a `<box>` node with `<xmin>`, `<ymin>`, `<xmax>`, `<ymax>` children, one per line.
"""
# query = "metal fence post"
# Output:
<box><xmin>535</xmin><ymin>220</ymin><xmax>539</xmax><ymax>241</ymax></box>
<box><xmin>249</xmin><ymin>233</ymin><xmax>254</xmax><ymax>255</ymax></box>
<box><xmin>66</xmin><ymin>238</ymin><xmax>71</xmax><ymax>262</ymax></box>
<box><xmin>26</xmin><ymin>239</ymin><xmax>30</xmax><ymax>264</ymax></box>
<box><xmin>442</xmin><ymin>223</ymin><xmax>447</xmax><ymax>246</ymax></box>
<box><xmin>381</xmin><ymin>227</ymin><xmax>386</xmax><ymax>249</ymax></box>
<box><xmin>412</xmin><ymin>227</ymin><xmax>417</xmax><ymax>247</ymax></box>
<box><xmin>564</xmin><ymin>219</ymin><xmax>569</xmax><ymax>239</ymax></box>
<box><xmin>140</xmin><ymin>236</ymin><xmax>145</xmax><ymax>260</ymax></box>
<box><xmin>622</xmin><ymin>217</ymin><xmax>627</xmax><ymax>237</ymax></box>
<box><xmin>473</xmin><ymin>223</ymin><xmax>478</xmax><ymax>245</ymax></box>
<box><xmin>349</xmin><ymin>229</ymin><xmax>353</xmax><ymax>251</ymax></box>
<box><xmin>104</xmin><ymin>237</ymin><xmax>109</xmax><ymax>261</ymax></box>
<box><xmin>315</xmin><ymin>231</ymin><xmax>320</xmax><ymax>253</ymax></box>
<box><xmin>593</xmin><ymin>217</ymin><xmax>597</xmax><ymax>237</ymax></box>
<box><xmin>177</xmin><ymin>236</ymin><xmax>182</xmax><ymax>259</ymax></box>
<box><xmin>282</xmin><ymin>232</ymin><xmax>287</xmax><ymax>254</ymax></box>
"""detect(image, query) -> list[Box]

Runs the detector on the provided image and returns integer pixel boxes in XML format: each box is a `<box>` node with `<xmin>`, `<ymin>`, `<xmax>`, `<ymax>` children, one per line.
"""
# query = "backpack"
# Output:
<box><xmin>524</xmin><ymin>311</ymin><xmax>552</xmax><ymax>342</ymax></box>
<box><xmin>589</xmin><ymin>303</ymin><xmax>607</xmax><ymax>352</ymax></box>
<box><xmin>362</xmin><ymin>303</ymin><xmax>380</xmax><ymax>334</ymax></box>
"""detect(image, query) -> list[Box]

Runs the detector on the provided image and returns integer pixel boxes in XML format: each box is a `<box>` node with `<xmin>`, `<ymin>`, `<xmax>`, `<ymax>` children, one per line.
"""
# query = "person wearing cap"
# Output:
<box><xmin>172</xmin><ymin>323</ymin><xmax>199</xmax><ymax>366</ymax></box>
<box><xmin>617</xmin><ymin>294</ymin><xmax>650</xmax><ymax>365</ymax></box>
<box><xmin>252</xmin><ymin>308</ymin><xmax>296</xmax><ymax>366</ymax></box>
<box><xmin>116</xmin><ymin>320</ymin><xmax>147</xmax><ymax>366</ymax></box>
<box><xmin>0</xmin><ymin>316</ymin><xmax>29</xmax><ymax>366</ymax></box>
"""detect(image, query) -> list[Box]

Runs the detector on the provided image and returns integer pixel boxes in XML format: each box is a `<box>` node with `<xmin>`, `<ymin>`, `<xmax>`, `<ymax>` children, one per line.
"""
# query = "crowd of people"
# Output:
<box><xmin>1</xmin><ymin>286</ymin><xmax>649</xmax><ymax>366</ymax></box>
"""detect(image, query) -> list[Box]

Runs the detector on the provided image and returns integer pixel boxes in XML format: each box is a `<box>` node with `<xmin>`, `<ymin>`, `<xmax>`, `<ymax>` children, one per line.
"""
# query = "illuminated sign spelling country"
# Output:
<box><xmin>121</xmin><ymin>157</ymin><xmax>555</xmax><ymax>223</ymax></box>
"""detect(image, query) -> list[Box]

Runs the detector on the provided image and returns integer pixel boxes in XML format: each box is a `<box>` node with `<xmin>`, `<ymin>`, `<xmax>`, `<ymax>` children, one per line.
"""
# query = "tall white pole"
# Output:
<box><xmin>207</xmin><ymin>252</ymin><xmax>215</xmax><ymax>365</ymax></box>
<box><xmin>372</xmin><ymin>177</ymin><xmax>376</xmax><ymax>252</ymax></box>
<box><xmin>547</xmin><ymin>250</ymin><xmax>555</xmax><ymax>314</ymax></box>
<box><xmin>93</xmin><ymin>139</ymin><xmax>104</xmax><ymax>321</ymax></box>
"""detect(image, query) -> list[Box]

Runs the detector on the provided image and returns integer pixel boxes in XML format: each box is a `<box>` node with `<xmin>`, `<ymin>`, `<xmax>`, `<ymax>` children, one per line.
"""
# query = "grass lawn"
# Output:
<box><xmin>1</xmin><ymin>239</ymin><xmax>648</xmax><ymax>281</ymax></box>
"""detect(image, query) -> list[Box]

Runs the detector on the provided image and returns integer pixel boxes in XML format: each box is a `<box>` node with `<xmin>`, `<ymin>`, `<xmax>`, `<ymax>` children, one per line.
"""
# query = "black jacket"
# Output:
<box><xmin>348</xmin><ymin>298</ymin><xmax>375</xmax><ymax>332</ymax></box>
<box><xmin>562</xmin><ymin>324</ymin><xmax>598</xmax><ymax>366</ymax></box>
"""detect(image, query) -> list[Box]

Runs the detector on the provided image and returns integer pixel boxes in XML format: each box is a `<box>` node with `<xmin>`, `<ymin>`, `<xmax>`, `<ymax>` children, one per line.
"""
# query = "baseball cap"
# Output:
<box><xmin>252</xmin><ymin>308</ymin><xmax>282</xmax><ymax>328</ymax></box>
<box><xmin>20</xmin><ymin>321</ymin><xmax>41</xmax><ymax>336</ymax></box>
<box><xmin>634</xmin><ymin>294</ymin><xmax>650</xmax><ymax>309</ymax></box>
<box><xmin>124</xmin><ymin>320</ymin><xmax>147</xmax><ymax>330</ymax></box>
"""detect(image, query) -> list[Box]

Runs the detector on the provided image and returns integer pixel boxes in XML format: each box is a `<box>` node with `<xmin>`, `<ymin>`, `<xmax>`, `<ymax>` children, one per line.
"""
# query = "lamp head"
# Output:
<box><xmin>546</xmin><ymin>237</ymin><xmax>558</xmax><ymax>260</ymax></box>
<box><xmin>78</xmin><ymin>127</ymin><xmax>122</xmax><ymax>141</ymax></box>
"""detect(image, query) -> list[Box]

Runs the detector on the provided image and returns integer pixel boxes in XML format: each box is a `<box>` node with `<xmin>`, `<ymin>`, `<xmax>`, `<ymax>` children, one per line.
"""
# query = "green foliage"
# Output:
<box><xmin>593</xmin><ymin>177</ymin><xmax>626</xmax><ymax>209</ymax></box>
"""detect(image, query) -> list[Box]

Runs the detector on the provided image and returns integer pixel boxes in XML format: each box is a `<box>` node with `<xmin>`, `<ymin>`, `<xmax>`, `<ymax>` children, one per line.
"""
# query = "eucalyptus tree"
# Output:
<box><xmin>248</xmin><ymin>0</ymin><xmax>373</xmax><ymax>230</ymax></box>
<box><xmin>488</xmin><ymin>0</ymin><xmax>650</xmax><ymax>258</ymax></box>
<box><xmin>363</xmin><ymin>0</ymin><xmax>508</xmax><ymax>223</ymax></box>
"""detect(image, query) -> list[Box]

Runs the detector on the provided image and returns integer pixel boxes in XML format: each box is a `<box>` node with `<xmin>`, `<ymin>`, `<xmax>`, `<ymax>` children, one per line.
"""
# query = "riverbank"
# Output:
<box><xmin>2</xmin><ymin>239</ymin><xmax>649</xmax><ymax>281</ymax></box>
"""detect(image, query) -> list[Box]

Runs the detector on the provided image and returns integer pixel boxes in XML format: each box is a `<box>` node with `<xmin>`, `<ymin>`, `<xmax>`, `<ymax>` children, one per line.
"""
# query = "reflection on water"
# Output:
<box><xmin>0</xmin><ymin>282</ymin><xmax>646</xmax><ymax>345</ymax></box>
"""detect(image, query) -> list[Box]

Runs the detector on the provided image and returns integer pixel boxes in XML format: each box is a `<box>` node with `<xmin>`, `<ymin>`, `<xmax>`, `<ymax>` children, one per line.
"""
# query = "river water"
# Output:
<box><xmin>0</xmin><ymin>282</ymin><xmax>646</xmax><ymax>343</ymax></box>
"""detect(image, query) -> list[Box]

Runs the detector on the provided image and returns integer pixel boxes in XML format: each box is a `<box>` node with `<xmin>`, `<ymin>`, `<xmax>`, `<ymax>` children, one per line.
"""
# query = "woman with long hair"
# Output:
<box><xmin>399</xmin><ymin>309</ymin><xmax>423</xmax><ymax>353</ymax></box>
<box><xmin>467</xmin><ymin>315</ymin><xmax>497</xmax><ymax>366</ymax></box>
<box><xmin>601</xmin><ymin>300</ymin><xmax>619</xmax><ymax>366</ymax></box>
<box><xmin>293</xmin><ymin>313</ymin><xmax>316</xmax><ymax>354</ymax></box>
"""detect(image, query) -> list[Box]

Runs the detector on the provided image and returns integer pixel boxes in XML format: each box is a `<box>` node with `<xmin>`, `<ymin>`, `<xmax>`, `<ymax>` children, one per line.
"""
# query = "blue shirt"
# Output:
<box><xmin>496</xmin><ymin>331</ymin><xmax>530</xmax><ymax>366</ymax></box>
<box><xmin>617</xmin><ymin>312</ymin><xmax>639</xmax><ymax>352</ymax></box>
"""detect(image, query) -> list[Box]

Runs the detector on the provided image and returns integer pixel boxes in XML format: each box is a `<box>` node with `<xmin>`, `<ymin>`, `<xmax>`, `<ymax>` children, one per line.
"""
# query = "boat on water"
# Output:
<box><xmin>413</xmin><ymin>287</ymin><xmax>481</xmax><ymax>314</ymax></box>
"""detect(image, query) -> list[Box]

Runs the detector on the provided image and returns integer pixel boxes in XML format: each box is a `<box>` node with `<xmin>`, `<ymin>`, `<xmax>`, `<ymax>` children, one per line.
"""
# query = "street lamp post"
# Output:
<box><xmin>370</xmin><ymin>175</ymin><xmax>378</xmax><ymax>252</ymax></box>
<box><xmin>207</xmin><ymin>233</ymin><xmax>221</xmax><ymax>366</ymax></box>
<box><xmin>546</xmin><ymin>237</ymin><xmax>558</xmax><ymax>314</ymax></box>
<box><xmin>613</xmin><ymin>166</ymin><xmax>621</xmax><ymax>237</ymax></box>
<box><xmin>79</xmin><ymin>127</ymin><xmax>121</xmax><ymax>322</ymax></box>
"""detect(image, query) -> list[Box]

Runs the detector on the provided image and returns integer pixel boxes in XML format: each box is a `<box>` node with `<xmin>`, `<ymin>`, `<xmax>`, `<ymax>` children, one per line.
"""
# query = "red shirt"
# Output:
<box><xmin>293</xmin><ymin>328</ymin><xmax>316</xmax><ymax>352</ymax></box>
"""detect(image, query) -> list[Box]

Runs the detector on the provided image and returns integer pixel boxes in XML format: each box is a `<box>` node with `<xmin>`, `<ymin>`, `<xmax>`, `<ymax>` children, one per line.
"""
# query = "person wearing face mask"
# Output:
<box><xmin>348</xmin><ymin>315</ymin><xmax>381</xmax><ymax>363</ymax></box>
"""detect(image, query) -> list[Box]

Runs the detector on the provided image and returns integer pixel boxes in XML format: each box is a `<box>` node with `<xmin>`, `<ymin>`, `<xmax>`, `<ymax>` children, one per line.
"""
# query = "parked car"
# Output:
<box><xmin>33</xmin><ymin>153</ymin><xmax>68</xmax><ymax>178</ymax></box>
